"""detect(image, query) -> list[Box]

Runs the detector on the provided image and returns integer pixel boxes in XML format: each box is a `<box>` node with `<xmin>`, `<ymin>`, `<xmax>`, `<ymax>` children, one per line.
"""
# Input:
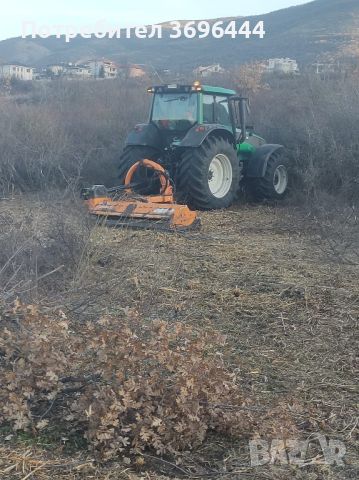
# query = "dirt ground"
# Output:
<box><xmin>0</xmin><ymin>200</ymin><xmax>358</xmax><ymax>479</ymax></box>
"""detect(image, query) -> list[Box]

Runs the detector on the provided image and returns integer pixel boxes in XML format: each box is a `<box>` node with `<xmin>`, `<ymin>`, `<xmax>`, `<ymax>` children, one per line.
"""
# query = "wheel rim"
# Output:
<box><xmin>273</xmin><ymin>165</ymin><xmax>288</xmax><ymax>195</ymax></box>
<box><xmin>208</xmin><ymin>154</ymin><xmax>233</xmax><ymax>198</ymax></box>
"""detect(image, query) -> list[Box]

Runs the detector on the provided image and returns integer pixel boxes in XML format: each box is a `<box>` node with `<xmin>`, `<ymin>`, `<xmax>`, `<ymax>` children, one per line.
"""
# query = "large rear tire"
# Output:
<box><xmin>249</xmin><ymin>152</ymin><xmax>289</xmax><ymax>201</ymax></box>
<box><xmin>176</xmin><ymin>137</ymin><xmax>241</xmax><ymax>210</ymax></box>
<box><xmin>118</xmin><ymin>146</ymin><xmax>160</xmax><ymax>195</ymax></box>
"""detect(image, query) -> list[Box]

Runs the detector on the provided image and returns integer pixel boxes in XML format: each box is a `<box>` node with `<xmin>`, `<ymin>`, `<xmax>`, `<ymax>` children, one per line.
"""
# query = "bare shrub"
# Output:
<box><xmin>0</xmin><ymin>102</ymin><xmax>75</xmax><ymax>191</ymax></box>
<box><xmin>249</xmin><ymin>75</ymin><xmax>359</xmax><ymax>203</ymax></box>
<box><xmin>230</xmin><ymin>62</ymin><xmax>268</xmax><ymax>95</ymax></box>
<box><xmin>0</xmin><ymin>79</ymin><xmax>149</xmax><ymax>194</ymax></box>
<box><xmin>0</xmin><ymin>193</ymin><xmax>91</xmax><ymax>303</ymax></box>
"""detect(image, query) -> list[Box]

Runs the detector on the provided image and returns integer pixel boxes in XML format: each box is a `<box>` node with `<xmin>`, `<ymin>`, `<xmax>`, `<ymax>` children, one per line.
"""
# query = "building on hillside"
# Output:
<box><xmin>45</xmin><ymin>64</ymin><xmax>66</xmax><ymax>77</ymax></box>
<box><xmin>266</xmin><ymin>58</ymin><xmax>299</xmax><ymax>74</ymax></box>
<box><xmin>308</xmin><ymin>61</ymin><xmax>356</xmax><ymax>78</ymax></box>
<box><xmin>88</xmin><ymin>59</ymin><xmax>118</xmax><ymax>78</ymax></box>
<box><xmin>193</xmin><ymin>64</ymin><xmax>226</xmax><ymax>78</ymax></box>
<box><xmin>0</xmin><ymin>64</ymin><xmax>34</xmax><ymax>81</ymax></box>
<box><xmin>63</xmin><ymin>64</ymin><xmax>92</xmax><ymax>79</ymax></box>
<box><xmin>311</xmin><ymin>62</ymin><xmax>339</xmax><ymax>75</ymax></box>
<box><xmin>43</xmin><ymin>63</ymin><xmax>91</xmax><ymax>79</ymax></box>
<box><xmin>33</xmin><ymin>70</ymin><xmax>49</xmax><ymax>81</ymax></box>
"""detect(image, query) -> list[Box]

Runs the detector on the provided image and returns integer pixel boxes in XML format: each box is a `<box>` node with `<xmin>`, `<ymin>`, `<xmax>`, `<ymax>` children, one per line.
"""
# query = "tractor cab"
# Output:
<box><xmin>146</xmin><ymin>82</ymin><xmax>266</xmax><ymax>152</ymax></box>
<box><xmin>147</xmin><ymin>82</ymin><xmax>236</xmax><ymax>136</ymax></box>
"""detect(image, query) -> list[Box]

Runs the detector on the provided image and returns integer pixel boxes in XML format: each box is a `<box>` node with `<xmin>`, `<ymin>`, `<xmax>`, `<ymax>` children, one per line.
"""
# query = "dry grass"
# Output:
<box><xmin>81</xmin><ymin>205</ymin><xmax>358</xmax><ymax>478</ymax></box>
<box><xmin>0</xmin><ymin>198</ymin><xmax>358</xmax><ymax>479</ymax></box>
<box><xmin>0</xmin><ymin>192</ymin><xmax>92</xmax><ymax>304</ymax></box>
<box><xmin>0</xmin><ymin>445</ymin><xmax>169</xmax><ymax>479</ymax></box>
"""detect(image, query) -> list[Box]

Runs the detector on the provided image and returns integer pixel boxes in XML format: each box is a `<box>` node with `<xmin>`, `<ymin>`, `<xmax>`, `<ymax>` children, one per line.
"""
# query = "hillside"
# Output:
<box><xmin>0</xmin><ymin>0</ymin><xmax>358</xmax><ymax>69</ymax></box>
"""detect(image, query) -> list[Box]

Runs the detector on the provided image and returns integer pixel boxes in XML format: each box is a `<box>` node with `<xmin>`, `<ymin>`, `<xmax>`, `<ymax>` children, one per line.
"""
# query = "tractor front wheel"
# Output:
<box><xmin>118</xmin><ymin>146</ymin><xmax>161</xmax><ymax>195</ymax></box>
<box><xmin>176</xmin><ymin>137</ymin><xmax>241</xmax><ymax>210</ymax></box>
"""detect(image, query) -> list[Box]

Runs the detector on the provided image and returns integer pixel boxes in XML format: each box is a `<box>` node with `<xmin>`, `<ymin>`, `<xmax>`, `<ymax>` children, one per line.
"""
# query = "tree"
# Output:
<box><xmin>230</xmin><ymin>62</ymin><xmax>267</xmax><ymax>95</ymax></box>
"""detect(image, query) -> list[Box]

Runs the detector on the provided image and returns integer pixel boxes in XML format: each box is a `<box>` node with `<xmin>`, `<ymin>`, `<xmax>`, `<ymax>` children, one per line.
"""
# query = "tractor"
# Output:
<box><xmin>118</xmin><ymin>81</ymin><xmax>289</xmax><ymax>211</ymax></box>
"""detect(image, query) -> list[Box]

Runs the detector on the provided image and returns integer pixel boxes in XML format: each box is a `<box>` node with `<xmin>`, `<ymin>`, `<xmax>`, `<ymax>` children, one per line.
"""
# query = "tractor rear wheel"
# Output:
<box><xmin>118</xmin><ymin>146</ymin><xmax>160</xmax><ymax>195</ymax></box>
<box><xmin>249</xmin><ymin>152</ymin><xmax>289</xmax><ymax>201</ymax></box>
<box><xmin>176</xmin><ymin>137</ymin><xmax>241</xmax><ymax>210</ymax></box>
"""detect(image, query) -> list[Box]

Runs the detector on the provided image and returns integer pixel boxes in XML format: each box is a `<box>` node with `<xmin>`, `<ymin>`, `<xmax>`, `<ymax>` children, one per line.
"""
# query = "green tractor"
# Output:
<box><xmin>119</xmin><ymin>81</ymin><xmax>289</xmax><ymax>210</ymax></box>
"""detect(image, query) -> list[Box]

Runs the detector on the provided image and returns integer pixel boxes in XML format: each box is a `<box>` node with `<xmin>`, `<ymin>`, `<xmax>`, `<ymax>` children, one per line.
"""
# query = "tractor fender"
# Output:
<box><xmin>245</xmin><ymin>144</ymin><xmax>284</xmax><ymax>178</ymax></box>
<box><xmin>125</xmin><ymin>123</ymin><xmax>163</xmax><ymax>149</ymax></box>
<box><xmin>179</xmin><ymin>125</ymin><xmax>235</xmax><ymax>148</ymax></box>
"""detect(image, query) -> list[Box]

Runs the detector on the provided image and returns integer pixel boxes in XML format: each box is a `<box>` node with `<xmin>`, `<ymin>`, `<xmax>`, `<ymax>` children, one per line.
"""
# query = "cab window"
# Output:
<box><xmin>203</xmin><ymin>94</ymin><xmax>215</xmax><ymax>123</ymax></box>
<box><xmin>203</xmin><ymin>94</ymin><xmax>231</xmax><ymax>126</ymax></box>
<box><xmin>214</xmin><ymin>96</ymin><xmax>231</xmax><ymax>127</ymax></box>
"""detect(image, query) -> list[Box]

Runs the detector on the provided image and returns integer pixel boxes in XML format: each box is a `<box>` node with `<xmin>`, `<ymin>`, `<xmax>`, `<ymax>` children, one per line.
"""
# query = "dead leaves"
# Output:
<box><xmin>0</xmin><ymin>301</ymin><xmax>251</xmax><ymax>461</ymax></box>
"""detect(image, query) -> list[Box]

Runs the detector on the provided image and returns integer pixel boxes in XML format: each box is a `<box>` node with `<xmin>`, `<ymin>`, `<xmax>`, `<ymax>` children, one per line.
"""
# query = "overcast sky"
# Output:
<box><xmin>1</xmin><ymin>0</ymin><xmax>311</xmax><ymax>41</ymax></box>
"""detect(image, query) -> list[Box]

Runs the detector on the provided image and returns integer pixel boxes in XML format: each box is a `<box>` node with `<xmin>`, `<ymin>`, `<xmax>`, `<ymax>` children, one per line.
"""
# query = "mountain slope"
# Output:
<box><xmin>0</xmin><ymin>0</ymin><xmax>358</xmax><ymax>69</ymax></box>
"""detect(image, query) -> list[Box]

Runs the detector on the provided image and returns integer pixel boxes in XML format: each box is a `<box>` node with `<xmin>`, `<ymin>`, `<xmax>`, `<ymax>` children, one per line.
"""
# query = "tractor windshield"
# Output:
<box><xmin>151</xmin><ymin>93</ymin><xmax>197</xmax><ymax>130</ymax></box>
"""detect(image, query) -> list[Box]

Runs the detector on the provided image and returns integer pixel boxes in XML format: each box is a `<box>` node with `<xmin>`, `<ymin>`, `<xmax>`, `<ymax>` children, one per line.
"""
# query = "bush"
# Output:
<box><xmin>0</xmin><ymin>193</ymin><xmax>91</xmax><ymax>303</ymax></box>
<box><xmin>0</xmin><ymin>303</ymin><xmax>253</xmax><ymax>460</ymax></box>
<box><xmin>249</xmin><ymin>75</ymin><xmax>359</xmax><ymax>203</ymax></box>
<box><xmin>0</xmin><ymin>302</ymin><xmax>71</xmax><ymax>431</ymax></box>
<box><xmin>0</xmin><ymin>79</ymin><xmax>149</xmax><ymax>194</ymax></box>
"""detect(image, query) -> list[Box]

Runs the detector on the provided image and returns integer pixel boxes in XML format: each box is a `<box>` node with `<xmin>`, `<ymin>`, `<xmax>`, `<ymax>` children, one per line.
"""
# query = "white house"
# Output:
<box><xmin>266</xmin><ymin>58</ymin><xmax>299</xmax><ymax>74</ymax></box>
<box><xmin>43</xmin><ymin>63</ymin><xmax>91</xmax><ymax>79</ymax></box>
<box><xmin>193</xmin><ymin>64</ymin><xmax>225</xmax><ymax>78</ymax></box>
<box><xmin>64</xmin><ymin>64</ymin><xmax>92</xmax><ymax>79</ymax></box>
<box><xmin>45</xmin><ymin>64</ymin><xmax>66</xmax><ymax>76</ymax></box>
<box><xmin>88</xmin><ymin>60</ymin><xmax>118</xmax><ymax>78</ymax></box>
<box><xmin>0</xmin><ymin>64</ymin><xmax>34</xmax><ymax>81</ymax></box>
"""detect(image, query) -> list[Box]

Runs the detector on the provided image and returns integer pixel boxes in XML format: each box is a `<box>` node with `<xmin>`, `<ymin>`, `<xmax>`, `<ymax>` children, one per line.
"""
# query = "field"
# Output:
<box><xmin>0</xmin><ymin>75</ymin><xmax>358</xmax><ymax>479</ymax></box>
<box><xmin>0</xmin><ymin>195</ymin><xmax>358</xmax><ymax>479</ymax></box>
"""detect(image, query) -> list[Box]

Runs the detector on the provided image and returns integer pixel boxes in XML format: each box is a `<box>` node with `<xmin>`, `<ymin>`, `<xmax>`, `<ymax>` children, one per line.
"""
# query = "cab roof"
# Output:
<box><xmin>201</xmin><ymin>85</ymin><xmax>236</xmax><ymax>96</ymax></box>
<box><xmin>147</xmin><ymin>84</ymin><xmax>236</xmax><ymax>96</ymax></box>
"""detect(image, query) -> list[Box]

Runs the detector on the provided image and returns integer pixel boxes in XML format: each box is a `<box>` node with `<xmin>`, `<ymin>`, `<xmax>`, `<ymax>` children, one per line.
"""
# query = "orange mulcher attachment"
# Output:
<box><xmin>82</xmin><ymin>159</ymin><xmax>200</xmax><ymax>231</ymax></box>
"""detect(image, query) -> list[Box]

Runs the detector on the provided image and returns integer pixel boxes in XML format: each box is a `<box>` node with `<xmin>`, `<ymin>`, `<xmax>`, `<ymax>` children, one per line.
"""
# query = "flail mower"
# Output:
<box><xmin>83</xmin><ymin>81</ymin><xmax>289</xmax><ymax>231</ymax></box>
<box><xmin>82</xmin><ymin>159</ymin><xmax>199</xmax><ymax>231</ymax></box>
